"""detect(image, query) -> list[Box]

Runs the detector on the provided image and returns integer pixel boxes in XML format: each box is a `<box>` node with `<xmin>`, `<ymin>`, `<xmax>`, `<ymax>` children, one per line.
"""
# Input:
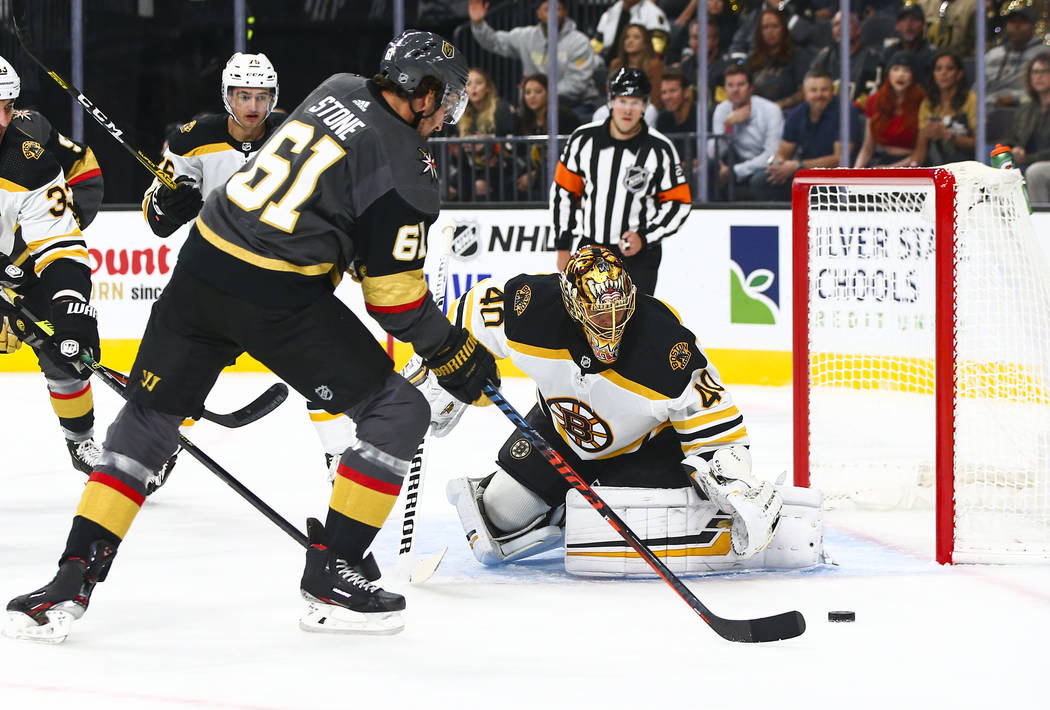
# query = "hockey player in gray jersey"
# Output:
<box><xmin>0</xmin><ymin>55</ymin><xmax>105</xmax><ymax>476</ymax></box>
<box><xmin>6</xmin><ymin>30</ymin><xmax>499</xmax><ymax>642</ymax></box>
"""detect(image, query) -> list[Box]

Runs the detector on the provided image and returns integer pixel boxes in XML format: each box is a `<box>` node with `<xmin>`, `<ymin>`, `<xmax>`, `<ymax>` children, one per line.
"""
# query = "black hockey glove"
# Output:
<box><xmin>153</xmin><ymin>175</ymin><xmax>203</xmax><ymax>225</ymax></box>
<box><xmin>423</xmin><ymin>327</ymin><xmax>499</xmax><ymax>405</ymax></box>
<box><xmin>50</xmin><ymin>296</ymin><xmax>100</xmax><ymax>379</ymax></box>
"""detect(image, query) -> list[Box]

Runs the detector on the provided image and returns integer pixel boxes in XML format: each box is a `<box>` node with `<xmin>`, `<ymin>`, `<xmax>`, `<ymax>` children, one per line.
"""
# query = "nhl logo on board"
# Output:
<box><xmin>441</xmin><ymin>42</ymin><xmax>455</xmax><ymax>58</ymax></box>
<box><xmin>21</xmin><ymin>141</ymin><xmax>44</xmax><ymax>160</ymax></box>
<box><xmin>669</xmin><ymin>342</ymin><xmax>691</xmax><ymax>370</ymax></box>
<box><xmin>315</xmin><ymin>385</ymin><xmax>334</xmax><ymax>401</ymax></box>
<box><xmin>513</xmin><ymin>285</ymin><xmax>531</xmax><ymax>315</ymax></box>
<box><xmin>509</xmin><ymin>438</ymin><xmax>532</xmax><ymax>460</ymax></box>
<box><xmin>622</xmin><ymin>166</ymin><xmax>650</xmax><ymax>193</ymax></box>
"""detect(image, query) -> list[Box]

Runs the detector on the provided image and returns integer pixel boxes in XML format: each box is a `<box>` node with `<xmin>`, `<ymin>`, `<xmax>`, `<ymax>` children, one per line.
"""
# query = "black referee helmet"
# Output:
<box><xmin>607</xmin><ymin>67</ymin><xmax>651</xmax><ymax>102</ymax></box>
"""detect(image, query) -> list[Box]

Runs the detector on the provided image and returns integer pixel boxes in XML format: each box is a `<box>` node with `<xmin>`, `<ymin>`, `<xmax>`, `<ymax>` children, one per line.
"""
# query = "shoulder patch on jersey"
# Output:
<box><xmin>669</xmin><ymin>341</ymin><xmax>691</xmax><ymax>371</ymax></box>
<box><xmin>417</xmin><ymin>147</ymin><xmax>437</xmax><ymax>179</ymax></box>
<box><xmin>513</xmin><ymin>284</ymin><xmax>532</xmax><ymax>316</ymax></box>
<box><xmin>179</xmin><ymin>120</ymin><xmax>197</xmax><ymax>133</ymax></box>
<box><xmin>22</xmin><ymin>141</ymin><xmax>44</xmax><ymax>160</ymax></box>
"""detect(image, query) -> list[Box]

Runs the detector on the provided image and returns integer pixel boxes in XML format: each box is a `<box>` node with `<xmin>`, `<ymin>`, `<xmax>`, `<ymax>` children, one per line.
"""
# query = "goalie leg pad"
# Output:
<box><xmin>564</xmin><ymin>485</ymin><xmax>823</xmax><ymax>577</ymax></box>
<box><xmin>446</xmin><ymin>472</ymin><xmax>563</xmax><ymax>565</ymax></box>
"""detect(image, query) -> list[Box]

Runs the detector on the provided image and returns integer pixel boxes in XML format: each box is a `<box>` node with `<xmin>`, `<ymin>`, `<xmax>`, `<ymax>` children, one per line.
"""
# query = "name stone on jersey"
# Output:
<box><xmin>306</xmin><ymin>96</ymin><xmax>367</xmax><ymax>140</ymax></box>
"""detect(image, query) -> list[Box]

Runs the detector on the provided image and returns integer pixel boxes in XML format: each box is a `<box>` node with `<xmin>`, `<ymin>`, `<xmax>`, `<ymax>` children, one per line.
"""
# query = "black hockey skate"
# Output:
<box><xmin>299</xmin><ymin>518</ymin><xmax>405</xmax><ymax>635</ymax></box>
<box><xmin>66</xmin><ymin>438</ymin><xmax>102</xmax><ymax>476</ymax></box>
<box><xmin>3</xmin><ymin>540</ymin><xmax>116</xmax><ymax>643</ymax></box>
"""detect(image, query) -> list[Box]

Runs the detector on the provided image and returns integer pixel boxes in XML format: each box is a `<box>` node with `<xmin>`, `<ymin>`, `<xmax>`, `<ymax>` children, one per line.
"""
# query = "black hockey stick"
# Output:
<box><xmin>5</xmin><ymin>294</ymin><xmax>309</xmax><ymax>548</ymax></box>
<box><xmin>95</xmin><ymin>363</ymin><xmax>288</xmax><ymax>429</ymax></box>
<box><xmin>482</xmin><ymin>383</ymin><xmax>806</xmax><ymax>644</ymax></box>
<box><xmin>9</xmin><ymin>4</ymin><xmax>177</xmax><ymax>190</ymax></box>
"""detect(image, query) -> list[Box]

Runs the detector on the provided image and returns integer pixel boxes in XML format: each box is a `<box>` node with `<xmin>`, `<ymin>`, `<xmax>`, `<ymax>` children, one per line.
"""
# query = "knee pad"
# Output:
<box><xmin>446</xmin><ymin>470</ymin><xmax>564</xmax><ymax>566</ymax></box>
<box><xmin>101</xmin><ymin>402</ymin><xmax>183</xmax><ymax>483</ymax></box>
<box><xmin>348</xmin><ymin>371</ymin><xmax>429</xmax><ymax>462</ymax></box>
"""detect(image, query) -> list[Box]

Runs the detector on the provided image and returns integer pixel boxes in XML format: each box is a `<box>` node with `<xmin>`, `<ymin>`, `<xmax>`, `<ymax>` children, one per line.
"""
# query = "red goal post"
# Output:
<box><xmin>791</xmin><ymin>164</ymin><xmax>1050</xmax><ymax>565</ymax></box>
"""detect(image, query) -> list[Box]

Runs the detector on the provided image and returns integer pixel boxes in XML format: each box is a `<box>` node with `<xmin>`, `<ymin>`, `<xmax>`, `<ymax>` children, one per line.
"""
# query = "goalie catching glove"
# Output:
<box><xmin>683</xmin><ymin>445</ymin><xmax>782</xmax><ymax>559</ymax></box>
<box><xmin>152</xmin><ymin>175</ymin><xmax>203</xmax><ymax>226</ymax></box>
<box><xmin>422</xmin><ymin>327</ymin><xmax>499</xmax><ymax>405</ymax></box>
<box><xmin>50</xmin><ymin>296</ymin><xmax>99</xmax><ymax>379</ymax></box>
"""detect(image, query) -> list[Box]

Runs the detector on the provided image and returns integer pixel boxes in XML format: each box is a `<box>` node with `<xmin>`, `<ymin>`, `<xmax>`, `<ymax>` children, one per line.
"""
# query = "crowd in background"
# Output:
<box><xmin>427</xmin><ymin>0</ymin><xmax>1050</xmax><ymax>203</ymax></box>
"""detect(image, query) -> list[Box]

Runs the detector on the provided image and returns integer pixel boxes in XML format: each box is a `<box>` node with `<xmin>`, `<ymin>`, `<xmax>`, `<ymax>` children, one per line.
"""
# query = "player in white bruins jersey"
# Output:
<box><xmin>142</xmin><ymin>52</ymin><xmax>284</xmax><ymax>239</ymax></box>
<box><xmin>0</xmin><ymin>56</ymin><xmax>103</xmax><ymax>475</ymax></box>
<box><xmin>440</xmin><ymin>246</ymin><xmax>824</xmax><ymax>575</ymax></box>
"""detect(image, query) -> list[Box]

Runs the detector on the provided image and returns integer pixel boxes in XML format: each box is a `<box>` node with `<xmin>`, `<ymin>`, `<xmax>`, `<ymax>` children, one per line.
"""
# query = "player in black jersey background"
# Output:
<box><xmin>7</xmin><ymin>30</ymin><xmax>500</xmax><ymax>640</ymax></box>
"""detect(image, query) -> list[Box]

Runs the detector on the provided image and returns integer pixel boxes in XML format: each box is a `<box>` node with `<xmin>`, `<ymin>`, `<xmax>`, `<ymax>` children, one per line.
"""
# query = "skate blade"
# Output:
<box><xmin>298</xmin><ymin>602</ymin><xmax>404</xmax><ymax>636</ymax></box>
<box><xmin>409</xmin><ymin>548</ymin><xmax>446</xmax><ymax>585</ymax></box>
<box><xmin>2</xmin><ymin>610</ymin><xmax>74</xmax><ymax>644</ymax></box>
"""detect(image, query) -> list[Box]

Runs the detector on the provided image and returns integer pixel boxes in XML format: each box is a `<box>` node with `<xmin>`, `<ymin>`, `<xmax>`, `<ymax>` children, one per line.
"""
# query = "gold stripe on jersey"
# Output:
<box><xmin>66</xmin><ymin>149</ymin><xmax>101</xmax><ymax>182</ymax></box>
<box><xmin>591</xmin><ymin>421</ymin><xmax>673</xmax><ymax>460</ymax></box>
<box><xmin>600</xmin><ymin>369</ymin><xmax>668</xmax><ymax>401</ymax></box>
<box><xmin>0</xmin><ymin>177</ymin><xmax>28</xmax><ymax>192</ymax></box>
<box><xmin>184</xmin><ymin>142</ymin><xmax>237</xmax><ymax>157</ymax></box>
<box><xmin>361</xmin><ymin>270</ymin><xmax>428</xmax><ymax>309</ymax></box>
<box><xmin>673</xmin><ymin>404</ymin><xmax>741</xmax><ymax>432</ymax></box>
<box><xmin>682</xmin><ymin>425</ymin><xmax>749</xmax><ymax>455</ymax></box>
<box><xmin>34</xmin><ymin>247</ymin><xmax>90</xmax><ymax>273</ymax></box>
<box><xmin>25</xmin><ymin>231</ymin><xmax>82</xmax><ymax>253</ymax></box>
<box><xmin>196</xmin><ymin>217</ymin><xmax>334</xmax><ymax>275</ymax></box>
<box><xmin>506</xmin><ymin>339</ymin><xmax>573</xmax><ymax>362</ymax></box>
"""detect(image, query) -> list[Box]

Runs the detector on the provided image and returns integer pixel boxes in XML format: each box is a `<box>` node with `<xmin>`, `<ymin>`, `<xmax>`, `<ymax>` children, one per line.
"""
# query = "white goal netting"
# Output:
<box><xmin>799</xmin><ymin>163</ymin><xmax>1050</xmax><ymax>563</ymax></box>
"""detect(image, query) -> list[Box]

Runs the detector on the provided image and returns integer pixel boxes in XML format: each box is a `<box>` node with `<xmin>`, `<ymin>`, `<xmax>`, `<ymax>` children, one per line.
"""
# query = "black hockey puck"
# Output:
<box><xmin>828</xmin><ymin>610</ymin><xmax>856</xmax><ymax>622</ymax></box>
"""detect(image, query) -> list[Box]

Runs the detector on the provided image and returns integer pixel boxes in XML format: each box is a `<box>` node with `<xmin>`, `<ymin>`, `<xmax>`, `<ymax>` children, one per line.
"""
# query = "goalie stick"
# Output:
<box><xmin>482</xmin><ymin>383</ymin><xmax>807</xmax><ymax>644</ymax></box>
<box><xmin>9</xmin><ymin>4</ymin><xmax>178</xmax><ymax>190</ymax></box>
<box><xmin>6</xmin><ymin>293</ymin><xmax>310</xmax><ymax>549</ymax></box>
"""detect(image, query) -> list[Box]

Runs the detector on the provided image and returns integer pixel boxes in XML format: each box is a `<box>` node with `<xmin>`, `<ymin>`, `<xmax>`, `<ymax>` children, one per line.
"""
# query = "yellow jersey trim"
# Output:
<box><xmin>196</xmin><ymin>217</ymin><xmax>334</xmax><ymax>276</ymax></box>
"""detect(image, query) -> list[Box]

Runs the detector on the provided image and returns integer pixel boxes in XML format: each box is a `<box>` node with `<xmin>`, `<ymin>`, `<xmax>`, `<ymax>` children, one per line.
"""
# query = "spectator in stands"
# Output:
<box><xmin>609</xmin><ymin>23</ymin><xmax>667</xmax><ymax>109</ymax></box>
<box><xmin>513</xmin><ymin>73</ymin><xmax>581</xmax><ymax>199</ymax></box>
<box><xmin>678</xmin><ymin>17</ymin><xmax>730</xmax><ymax>103</ymax></box>
<box><xmin>456</xmin><ymin>68</ymin><xmax>516</xmax><ymax>200</ymax></box>
<box><xmin>748</xmin><ymin>9</ymin><xmax>813</xmax><ymax>113</ymax></box>
<box><xmin>656</xmin><ymin>69</ymin><xmax>698</xmax><ymax>133</ymax></box>
<box><xmin>751</xmin><ymin>67</ymin><xmax>863</xmax><ymax>200</ymax></box>
<box><xmin>880</xmin><ymin>4</ymin><xmax>936</xmax><ymax>80</ymax></box>
<box><xmin>667</xmin><ymin>0</ymin><xmax>739</xmax><ymax>56</ymax></box>
<box><xmin>855</xmin><ymin>51</ymin><xmax>926</xmax><ymax>167</ymax></box>
<box><xmin>908</xmin><ymin>50</ymin><xmax>976</xmax><ymax>166</ymax></box>
<box><xmin>986</xmin><ymin>6</ymin><xmax>1047</xmax><ymax>109</ymax></box>
<box><xmin>595</xmin><ymin>0</ymin><xmax>673</xmax><ymax>62</ymax></box>
<box><xmin>467</xmin><ymin>0</ymin><xmax>603</xmax><ymax>116</ymax></box>
<box><xmin>710</xmin><ymin>64</ymin><xmax>783</xmax><ymax>197</ymax></box>
<box><xmin>810</xmin><ymin>10</ymin><xmax>882</xmax><ymax>102</ymax></box>
<box><xmin>729</xmin><ymin>0</ymin><xmax>820</xmax><ymax>61</ymax></box>
<box><xmin>1001</xmin><ymin>52</ymin><xmax>1050</xmax><ymax>203</ymax></box>
<box><xmin>919</xmin><ymin>0</ymin><xmax>976</xmax><ymax>58</ymax></box>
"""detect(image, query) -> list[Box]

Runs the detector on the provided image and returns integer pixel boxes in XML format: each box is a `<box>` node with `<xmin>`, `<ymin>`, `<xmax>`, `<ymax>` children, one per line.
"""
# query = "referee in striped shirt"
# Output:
<box><xmin>551</xmin><ymin>67</ymin><xmax>692</xmax><ymax>295</ymax></box>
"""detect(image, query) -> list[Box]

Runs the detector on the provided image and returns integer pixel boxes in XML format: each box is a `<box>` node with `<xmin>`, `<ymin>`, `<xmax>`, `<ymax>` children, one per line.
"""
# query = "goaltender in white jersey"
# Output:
<box><xmin>429</xmin><ymin>246</ymin><xmax>826</xmax><ymax>575</ymax></box>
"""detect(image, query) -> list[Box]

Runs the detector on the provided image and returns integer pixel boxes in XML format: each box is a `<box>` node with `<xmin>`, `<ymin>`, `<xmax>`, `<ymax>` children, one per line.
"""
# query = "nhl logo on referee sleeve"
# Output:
<box><xmin>669</xmin><ymin>342</ymin><xmax>691</xmax><ymax>370</ymax></box>
<box><xmin>623</xmin><ymin>166</ymin><xmax>650</xmax><ymax>193</ymax></box>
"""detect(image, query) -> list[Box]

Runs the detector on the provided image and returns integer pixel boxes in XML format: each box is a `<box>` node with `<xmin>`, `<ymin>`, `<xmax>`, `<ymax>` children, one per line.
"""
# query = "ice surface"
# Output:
<box><xmin>1</xmin><ymin>374</ymin><xmax>1046</xmax><ymax>708</ymax></box>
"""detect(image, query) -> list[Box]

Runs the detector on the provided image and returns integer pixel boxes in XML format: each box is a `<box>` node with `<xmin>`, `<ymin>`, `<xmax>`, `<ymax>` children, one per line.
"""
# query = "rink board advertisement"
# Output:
<box><xmin>5</xmin><ymin>208</ymin><xmax>1050</xmax><ymax>384</ymax></box>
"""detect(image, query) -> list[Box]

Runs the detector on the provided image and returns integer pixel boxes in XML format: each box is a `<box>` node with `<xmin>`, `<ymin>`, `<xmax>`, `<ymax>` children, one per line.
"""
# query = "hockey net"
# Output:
<box><xmin>792</xmin><ymin>163</ymin><xmax>1050</xmax><ymax>564</ymax></box>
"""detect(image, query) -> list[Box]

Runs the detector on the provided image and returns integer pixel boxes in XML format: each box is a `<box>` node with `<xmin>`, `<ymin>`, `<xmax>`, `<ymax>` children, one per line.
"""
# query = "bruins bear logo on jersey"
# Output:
<box><xmin>546</xmin><ymin>397</ymin><xmax>612</xmax><ymax>453</ymax></box>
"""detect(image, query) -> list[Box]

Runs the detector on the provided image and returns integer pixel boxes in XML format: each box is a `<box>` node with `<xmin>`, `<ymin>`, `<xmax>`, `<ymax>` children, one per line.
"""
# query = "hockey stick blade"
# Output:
<box><xmin>409</xmin><ymin>547</ymin><xmax>446</xmax><ymax>585</ymax></box>
<box><xmin>202</xmin><ymin>382</ymin><xmax>289</xmax><ymax>428</ymax></box>
<box><xmin>482</xmin><ymin>383</ymin><xmax>806</xmax><ymax>643</ymax></box>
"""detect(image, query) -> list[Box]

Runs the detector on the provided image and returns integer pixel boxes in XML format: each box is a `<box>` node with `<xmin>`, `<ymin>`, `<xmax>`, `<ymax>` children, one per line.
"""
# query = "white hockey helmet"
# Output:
<box><xmin>221</xmin><ymin>52</ymin><xmax>278</xmax><ymax>120</ymax></box>
<box><xmin>0</xmin><ymin>56</ymin><xmax>21</xmax><ymax>101</ymax></box>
